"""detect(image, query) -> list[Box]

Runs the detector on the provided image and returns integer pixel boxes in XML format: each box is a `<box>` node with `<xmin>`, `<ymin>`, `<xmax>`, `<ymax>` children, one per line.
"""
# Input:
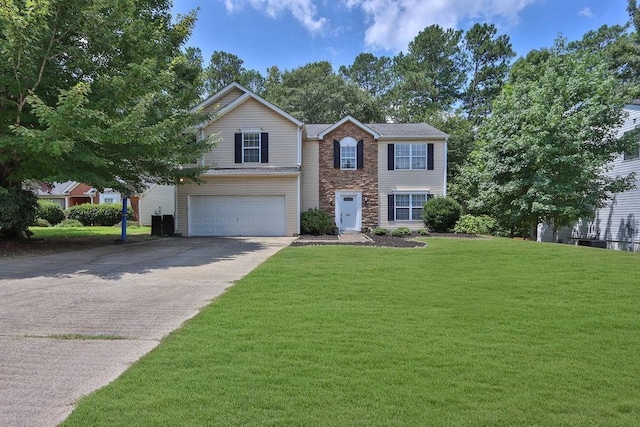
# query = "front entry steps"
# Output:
<box><xmin>337</xmin><ymin>233</ymin><xmax>372</xmax><ymax>243</ymax></box>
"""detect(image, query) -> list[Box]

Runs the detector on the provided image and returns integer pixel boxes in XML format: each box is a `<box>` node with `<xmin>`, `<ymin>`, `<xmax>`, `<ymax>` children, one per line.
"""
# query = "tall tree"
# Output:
<box><xmin>203</xmin><ymin>51</ymin><xmax>265</xmax><ymax>95</ymax></box>
<box><xmin>263</xmin><ymin>61</ymin><xmax>384</xmax><ymax>123</ymax></box>
<box><xmin>461</xmin><ymin>23</ymin><xmax>515</xmax><ymax>124</ymax></box>
<box><xmin>391</xmin><ymin>25</ymin><xmax>466</xmax><ymax>122</ymax></box>
<box><xmin>339</xmin><ymin>53</ymin><xmax>396</xmax><ymax>98</ymax></box>
<box><xmin>0</xmin><ymin>0</ymin><xmax>215</xmax><ymax>237</ymax></box>
<box><xmin>466</xmin><ymin>42</ymin><xmax>636</xmax><ymax>240</ymax></box>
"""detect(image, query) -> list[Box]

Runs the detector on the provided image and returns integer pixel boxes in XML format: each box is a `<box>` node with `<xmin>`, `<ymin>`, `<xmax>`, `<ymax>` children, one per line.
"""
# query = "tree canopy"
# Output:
<box><xmin>466</xmin><ymin>42</ymin><xmax>636</xmax><ymax>239</ymax></box>
<box><xmin>0</xmin><ymin>0</ymin><xmax>215</xmax><ymax>236</ymax></box>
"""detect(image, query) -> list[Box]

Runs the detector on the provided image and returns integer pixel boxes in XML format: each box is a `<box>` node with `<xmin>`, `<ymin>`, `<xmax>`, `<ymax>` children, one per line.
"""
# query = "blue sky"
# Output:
<box><xmin>171</xmin><ymin>0</ymin><xmax>631</xmax><ymax>74</ymax></box>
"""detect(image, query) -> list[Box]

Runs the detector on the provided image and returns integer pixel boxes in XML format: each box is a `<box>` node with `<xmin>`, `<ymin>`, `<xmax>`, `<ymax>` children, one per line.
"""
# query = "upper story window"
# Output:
<box><xmin>243</xmin><ymin>132</ymin><xmax>261</xmax><ymax>163</ymax></box>
<box><xmin>333</xmin><ymin>137</ymin><xmax>364</xmax><ymax>170</ymax></box>
<box><xmin>340</xmin><ymin>137</ymin><xmax>357</xmax><ymax>170</ymax></box>
<box><xmin>387</xmin><ymin>143</ymin><xmax>434</xmax><ymax>171</ymax></box>
<box><xmin>395</xmin><ymin>144</ymin><xmax>426</xmax><ymax>170</ymax></box>
<box><xmin>235</xmin><ymin>132</ymin><xmax>269</xmax><ymax>164</ymax></box>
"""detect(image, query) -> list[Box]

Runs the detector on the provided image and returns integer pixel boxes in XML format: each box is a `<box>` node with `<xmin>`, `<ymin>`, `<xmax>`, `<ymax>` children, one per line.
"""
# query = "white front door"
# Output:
<box><xmin>338</xmin><ymin>194</ymin><xmax>359</xmax><ymax>232</ymax></box>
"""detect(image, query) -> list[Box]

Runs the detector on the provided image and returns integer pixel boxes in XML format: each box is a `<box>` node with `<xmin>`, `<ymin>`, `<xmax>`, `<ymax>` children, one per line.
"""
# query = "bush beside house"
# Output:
<box><xmin>422</xmin><ymin>197</ymin><xmax>462</xmax><ymax>233</ymax></box>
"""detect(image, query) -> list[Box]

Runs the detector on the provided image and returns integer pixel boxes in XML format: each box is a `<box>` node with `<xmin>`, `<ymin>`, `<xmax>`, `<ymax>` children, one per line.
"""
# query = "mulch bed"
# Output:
<box><xmin>292</xmin><ymin>232</ymin><xmax>486</xmax><ymax>248</ymax></box>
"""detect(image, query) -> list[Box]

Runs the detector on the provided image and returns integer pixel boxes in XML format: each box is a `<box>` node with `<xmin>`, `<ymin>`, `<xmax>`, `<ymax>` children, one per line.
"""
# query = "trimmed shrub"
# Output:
<box><xmin>34</xmin><ymin>218</ymin><xmax>52</xmax><ymax>227</ymax></box>
<box><xmin>36</xmin><ymin>201</ymin><xmax>65</xmax><ymax>225</ymax></box>
<box><xmin>0</xmin><ymin>187</ymin><xmax>38</xmax><ymax>238</ymax></box>
<box><xmin>391</xmin><ymin>226</ymin><xmax>411</xmax><ymax>237</ymax></box>
<box><xmin>66</xmin><ymin>204</ymin><xmax>133</xmax><ymax>226</ymax></box>
<box><xmin>56</xmin><ymin>219</ymin><xmax>83</xmax><ymax>227</ymax></box>
<box><xmin>418</xmin><ymin>228</ymin><xmax>429</xmax><ymax>236</ymax></box>
<box><xmin>300</xmin><ymin>208</ymin><xmax>334</xmax><ymax>235</ymax></box>
<box><xmin>422</xmin><ymin>197</ymin><xmax>462</xmax><ymax>233</ymax></box>
<box><xmin>453</xmin><ymin>214</ymin><xmax>497</xmax><ymax>235</ymax></box>
<box><xmin>371</xmin><ymin>227</ymin><xmax>389</xmax><ymax>235</ymax></box>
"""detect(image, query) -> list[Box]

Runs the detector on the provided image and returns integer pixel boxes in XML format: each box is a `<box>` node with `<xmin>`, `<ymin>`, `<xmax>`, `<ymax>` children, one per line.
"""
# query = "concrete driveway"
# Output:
<box><xmin>0</xmin><ymin>236</ymin><xmax>293</xmax><ymax>426</ymax></box>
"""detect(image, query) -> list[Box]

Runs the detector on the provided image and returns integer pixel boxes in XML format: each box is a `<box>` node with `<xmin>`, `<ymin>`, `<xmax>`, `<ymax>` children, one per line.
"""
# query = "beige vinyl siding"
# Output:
<box><xmin>176</xmin><ymin>175</ymin><xmax>299</xmax><ymax>236</ymax></box>
<box><xmin>202</xmin><ymin>98</ymin><xmax>299</xmax><ymax>168</ymax></box>
<box><xmin>301</xmin><ymin>140</ymin><xmax>320</xmax><ymax>210</ymax></box>
<box><xmin>378</xmin><ymin>139</ymin><xmax>447</xmax><ymax>229</ymax></box>
<box><xmin>202</xmin><ymin>87</ymin><xmax>245</xmax><ymax>116</ymax></box>
<box><xmin>138</xmin><ymin>184</ymin><xmax>175</xmax><ymax>226</ymax></box>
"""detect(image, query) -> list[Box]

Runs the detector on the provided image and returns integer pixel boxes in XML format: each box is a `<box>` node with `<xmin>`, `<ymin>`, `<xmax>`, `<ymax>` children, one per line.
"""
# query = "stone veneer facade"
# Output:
<box><xmin>318</xmin><ymin>122</ymin><xmax>379</xmax><ymax>229</ymax></box>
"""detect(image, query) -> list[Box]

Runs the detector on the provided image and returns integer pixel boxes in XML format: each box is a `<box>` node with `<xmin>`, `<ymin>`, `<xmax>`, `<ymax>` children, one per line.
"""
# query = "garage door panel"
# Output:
<box><xmin>189</xmin><ymin>195</ymin><xmax>286</xmax><ymax>237</ymax></box>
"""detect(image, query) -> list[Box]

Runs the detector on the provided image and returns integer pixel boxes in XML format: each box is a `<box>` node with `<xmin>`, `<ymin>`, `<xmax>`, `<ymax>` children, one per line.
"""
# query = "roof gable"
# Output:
<box><xmin>316</xmin><ymin>116</ymin><xmax>380</xmax><ymax>139</ymax></box>
<box><xmin>192</xmin><ymin>82</ymin><xmax>303</xmax><ymax>128</ymax></box>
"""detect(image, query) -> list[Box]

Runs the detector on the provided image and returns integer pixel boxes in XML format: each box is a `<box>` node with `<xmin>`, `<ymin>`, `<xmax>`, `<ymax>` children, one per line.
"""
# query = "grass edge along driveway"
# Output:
<box><xmin>63</xmin><ymin>238</ymin><xmax>640</xmax><ymax>426</ymax></box>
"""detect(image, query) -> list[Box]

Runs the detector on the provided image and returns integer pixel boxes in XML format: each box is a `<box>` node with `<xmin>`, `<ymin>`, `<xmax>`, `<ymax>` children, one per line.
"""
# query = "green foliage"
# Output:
<box><xmin>461</xmin><ymin>23</ymin><xmax>516</xmax><ymax>124</ymax></box>
<box><xmin>371</xmin><ymin>227</ymin><xmax>389</xmax><ymax>235</ymax></box>
<box><xmin>0</xmin><ymin>187</ymin><xmax>37</xmax><ymax>238</ymax></box>
<box><xmin>467</xmin><ymin>40</ymin><xmax>635</xmax><ymax>240</ymax></box>
<box><xmin>34</xmin><ymin>218</ymin><xmax>52</xmax><ymax>227</ymax></box>
<box><xmin>263</xmin><ymin>61</ymin><xmax>384</xmax><ymax>123</ymax></box>
<box><xmin>391</xmin><ymin>25</ymin><xmax>466</xmax><ymax>121</ymax></box>
<box><xmin>36</xmin><ymin>201</ymin><xmax>65</xmax><ymax>225</ymax></box>
<box><xmin>0</xmin><ymin>0</ymin><xmax>216</xmax><ymax>232</ymax></box>
<box><xmin>417</xmin><ymin>228</ymin><xmax>429</xmax><ymax>236</ymax></box>
<box><xmin>56</xmin><ymin>219</ymin><xmax>84</xmax><ymax>228</ymax></box>
<box><xmin>300</xmin><ymin>208</ymin><xmax>334</xmax><ymax>235</ymax></box>
<box><xmin>66</xmin><ymin>204</ymin><xmax>133</xmax><ymax>226</ymax></box>
<box><xmin>453</xmin><ymin>214</ymin><xmax>497</xmax><ymax>235</ymax></box>
<box><xmin>204</xmin><ymin>51</ymin><xmax>265</xmax><ymax>95</ymax></box>
<box><xmin>422</xmin><ymin>197</ymin><xmax>462</xmax><ymax>232</ymax></box>
<box><xmin>391</xmin><ymin>227</ymin><xmax>411</xmax><ymax>237</ymax></box>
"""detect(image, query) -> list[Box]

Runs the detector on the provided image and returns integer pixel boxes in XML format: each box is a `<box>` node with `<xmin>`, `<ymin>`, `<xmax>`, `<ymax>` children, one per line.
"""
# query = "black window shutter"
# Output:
<box><xmin>387</xmin><ymin>144</ymin><xmax>394</xmax><ymax>170</ymax></box>
<box><xmin>357</xmin><ymin>140</ymin><xmax>364</xmax><ymax>169</ymax></box>
<box><xmin>260</xmin><ymin>132</ymin><xmax>269</xmax><ymax>163</ymax></box>
<box><xmin>333</xmin><ymin>140</ymin><xmax>340</xmax><ymax>169</ymax></box>
<box><xmin>427</xmin><ymin>143</ymin><xmax>434</xmax><ymax>170</ymax></box>
<box><xmin>234</xmin><ymin>133</ymin><xmax>242</xmax><ymax>163</ymax></box>
<box><xmin>388</xmin><ymin>194</ymin><xmax>395</xmax><ymax>221</ymax></box>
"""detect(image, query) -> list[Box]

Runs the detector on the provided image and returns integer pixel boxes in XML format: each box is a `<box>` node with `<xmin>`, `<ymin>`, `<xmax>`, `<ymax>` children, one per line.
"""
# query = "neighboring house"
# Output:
<box><xmin>36</xmin><ymin>181</ymin><xmax>100</xmax><ymax>209</ymax></box>
<box><xmin>136</xmin><ymin>184</ymin><xmax>176</xmax><ymax>226</ymax></box>
<box><xmin>568</xmin><ymin>101</ymin><xmax>640</xmax><ymax>251</ymax></box>
<box><xmin>176</xmin><ymin>82</ymin><xmax>448</xmax><ymax>237</ymax></box>
<box><xmin>36</xmin><ymin>181</ymin><xmax>176</xmax><ymax>225</ymax></box>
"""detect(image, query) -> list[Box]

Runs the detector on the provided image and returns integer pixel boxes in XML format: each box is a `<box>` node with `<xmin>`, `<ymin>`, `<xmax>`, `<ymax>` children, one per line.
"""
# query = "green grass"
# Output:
<box><xmin>63</xmin><ymin>238</ymin><xmax>640</xmax><ymax>426</ymax></box>
<box><xmin>29</xmin><ymin>225</ymin><xmax>151</xmax><ymax>238</ymax></box>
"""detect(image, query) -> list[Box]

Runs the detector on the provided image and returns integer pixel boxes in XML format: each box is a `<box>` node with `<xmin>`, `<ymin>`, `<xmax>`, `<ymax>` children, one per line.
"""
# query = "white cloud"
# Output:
<box><xmin>221</xmin><ymin>0</ymin><xmax>327</xmax><ymax>33</ymax></box>
<box><xmin>578</xmin><ymin>7</ymin><xmax>593</xmax><ymax>18</ymax></box>
<box><xmin>344</xmin><ymin>0</ymin><xmax>540</xmax><ymax>52</ymax></box>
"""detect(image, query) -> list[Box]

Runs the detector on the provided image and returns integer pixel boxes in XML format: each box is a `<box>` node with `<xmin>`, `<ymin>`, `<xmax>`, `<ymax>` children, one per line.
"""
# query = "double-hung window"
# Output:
<box><xmin>395</xmin><ymin>144</ymin><xmax>426</xmax><ymax>170</ymax></box>
<box><xmin>394</xmin><ymin>193</ymin><xmax>427</xmax><ymax>221</ymax></box>
<box><xmin>242</xmin><ymin>132</ymin><xmax>261</xmax><ymax>163</ymax></box>
<box><xmin>341</xmin><ymin>142</ymin><xmax>357</xmax><ymax>169</ymax></box>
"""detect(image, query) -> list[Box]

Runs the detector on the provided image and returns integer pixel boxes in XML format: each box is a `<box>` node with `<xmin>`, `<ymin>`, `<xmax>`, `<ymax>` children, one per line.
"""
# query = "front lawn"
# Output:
<box><xmin>30</xmin><ymin>225</ymin><xmax>151</xmax><ymax>238</ymax></box>
<box><xmin>64</xmin><ymin>238</ymin><xmax>640</xmax><ymax>426</ymax></box>
<box><xmin>0</xmin><ymin>226</ymin><xmax>153</xmax><ymax>259</ymax></box>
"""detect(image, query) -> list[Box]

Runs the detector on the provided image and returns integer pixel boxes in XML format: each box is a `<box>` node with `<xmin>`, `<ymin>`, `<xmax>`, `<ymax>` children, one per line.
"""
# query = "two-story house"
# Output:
<box><xmin>175</xmin><ymin>83</ymin><xmax>448</xmax><ymax>237</ymax></box>
<box><xmin>566</xmin><ymin>101</ymin><xmax>640</xmax><ymax>251</ymax></box>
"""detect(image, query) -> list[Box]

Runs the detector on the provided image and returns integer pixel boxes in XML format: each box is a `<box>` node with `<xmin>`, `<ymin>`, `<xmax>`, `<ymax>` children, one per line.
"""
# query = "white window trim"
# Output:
<box><xmin>395</xmin><ymin>143</ymin><xmax>427</xmax><ymax>170</ymax></box>
<box><xmin>242</xmin><ymin>131</ymin><xmax>261</xmax><ymax>163</ymax></box>
<box><xmin>394</xmin><ymin>192</ymin><xmax>428</xmax><ymax>221</ymax></box>
<box><xmin>340</xmin><ymin>137</ymin><xmax>358</xmax><ymax>170</ymax></box>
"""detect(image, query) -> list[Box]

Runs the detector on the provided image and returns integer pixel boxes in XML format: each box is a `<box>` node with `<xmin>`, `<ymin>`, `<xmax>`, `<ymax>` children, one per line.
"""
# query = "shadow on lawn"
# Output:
<box><xmin>0</xmin><ymin>237</ymin><xmax>271</xmax><ymax>281</ymax></box>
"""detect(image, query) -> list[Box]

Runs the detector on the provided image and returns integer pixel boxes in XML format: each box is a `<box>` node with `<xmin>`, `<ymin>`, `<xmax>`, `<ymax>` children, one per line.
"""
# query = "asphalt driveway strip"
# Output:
<box><xmin>0</xmin><ymin>236</ymin><xmax>294</xmax><ymax>427</ymax></box>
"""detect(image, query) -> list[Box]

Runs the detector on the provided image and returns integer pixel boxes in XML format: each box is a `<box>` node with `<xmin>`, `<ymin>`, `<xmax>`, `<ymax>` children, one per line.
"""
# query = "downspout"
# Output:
<box><xmin>297</xmin><ymin>125</ymin><xmax>302</xmax><ymax>235</ymax></box>
<box><xmin>443</xmin><ymin>137</ymin><xmax>448</xmax><ymax>197</ymax></box>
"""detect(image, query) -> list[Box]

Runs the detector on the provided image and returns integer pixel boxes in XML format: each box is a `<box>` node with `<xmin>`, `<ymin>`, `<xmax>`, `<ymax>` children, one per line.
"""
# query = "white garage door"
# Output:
<box><xmin>189</xmin><ymin>195</ymin><xmax>286</xmax><ymax>236</ymax></box>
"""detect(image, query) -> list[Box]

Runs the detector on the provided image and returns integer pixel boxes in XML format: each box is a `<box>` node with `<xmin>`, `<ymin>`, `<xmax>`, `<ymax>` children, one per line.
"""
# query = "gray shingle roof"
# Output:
<box><xmin>304</xmin><ymin>122</ymin><xmax>447</xmax><ymax>138</ymax></box>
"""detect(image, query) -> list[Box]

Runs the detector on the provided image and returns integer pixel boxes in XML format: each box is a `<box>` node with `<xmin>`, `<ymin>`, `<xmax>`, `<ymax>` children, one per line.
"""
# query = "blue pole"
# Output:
<box><xmin>121</xmin><ymin>197</ymin><xmax>128</xmax><ymax>241</ymax></box>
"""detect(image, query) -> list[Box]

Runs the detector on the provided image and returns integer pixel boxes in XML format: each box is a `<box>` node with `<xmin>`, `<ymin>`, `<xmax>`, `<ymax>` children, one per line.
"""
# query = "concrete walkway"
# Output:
<box><xmin>0</xmin><ymin>236</ymin><xmax>293</xmax><ymax>427</ymax></box>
